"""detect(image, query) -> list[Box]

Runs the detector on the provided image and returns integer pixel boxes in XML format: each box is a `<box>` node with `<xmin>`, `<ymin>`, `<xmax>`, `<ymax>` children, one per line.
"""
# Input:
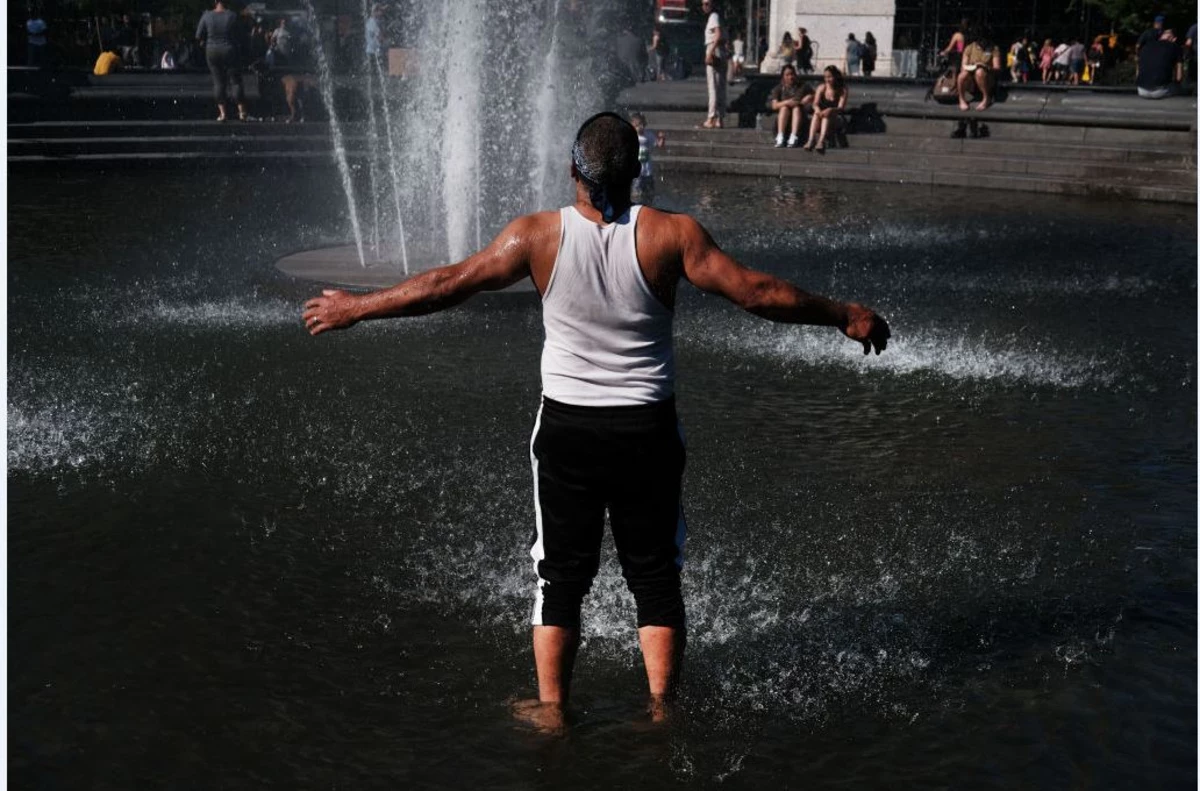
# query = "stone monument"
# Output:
<box><xmin>760</xmin><ymin>0</ymin><xmax>894</xmax><ymax>76</ymax></box>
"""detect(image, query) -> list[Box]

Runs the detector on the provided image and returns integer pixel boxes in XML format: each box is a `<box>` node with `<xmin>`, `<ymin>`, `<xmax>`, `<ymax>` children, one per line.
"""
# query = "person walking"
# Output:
<box><xmin>796</xmin><ymin>27</ymin><xmax>814</xmax><ymax>73</ymax></box>
<box><xmin>1038</xmin><ymin>38</ymin><xmax>1055</xmax><ymax>83</ymax></box>
<box><xmin>196</xmin><ymin>0</ymin><xmax>247</xmax><ymax>121</ymax></box>
<box><xmin>862</xmin><ymin>32</ymin><xmax>878</xmax><ymax>77</ymax></box>
<box><xmin>777</xmin><ymin>31</ymin><xmax>796</xmax><ymax>69</ymax></box>
<box><xmin>301</xmin><ymin>112</ymin><xmax>890</xmax><ymax>731</ymax></box>
<box><xmin>700</xmin><ymin>0</ymin><xmax>726</xmax><ymax>128</ymax></box>
<box><xmin>940</xmin><ymin>18</ymin><xmax>968</xmax><ymax>73</ymax></box>
<box><xmin>649</xmin><ymin>26</ymin><xmax>668</xmax><ymax>81</ymax></box>
<box><xmin>844</xmin><ymin>32</ymin><xmax>862</xmax><ymax>76</ymax></box>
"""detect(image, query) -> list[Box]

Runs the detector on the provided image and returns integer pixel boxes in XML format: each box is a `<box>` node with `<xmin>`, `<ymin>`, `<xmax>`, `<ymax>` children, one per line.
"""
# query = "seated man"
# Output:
<box><xmin>957</xmin><ymin>34</ymin><xmax>1002</xmax><ymax>111</ymax></box>
<box><xmin>769</xmin><ymin>64</ymin><xmax>814</xmax><ymax>148</ymax></box>
<box><xmin>1137</xmin><ymin>29</ymin><xmax>1183</xmax><ymax>99</ymax></box>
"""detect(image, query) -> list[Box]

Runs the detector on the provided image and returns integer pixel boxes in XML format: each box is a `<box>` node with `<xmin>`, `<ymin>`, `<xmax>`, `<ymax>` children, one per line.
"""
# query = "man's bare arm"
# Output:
<box><xmin>303</xmin><ymin>215</ymin><xmax>535</xmax><ymax>335</ymax></box>
<box><xmin>678</xmin><ymin>216</ymin><xmax>890</xmax><ymax>354</ymax></box>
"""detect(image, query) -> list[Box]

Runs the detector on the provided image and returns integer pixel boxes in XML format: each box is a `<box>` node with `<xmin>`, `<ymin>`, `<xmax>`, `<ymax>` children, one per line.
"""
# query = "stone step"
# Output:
<box><xmin>6</xmin><ymin>120</ymin><xmax>330</xmax><ymax>139</ymax></box>
<box><xmin>659</xmin><ymin>139</ymin><xmax>1196</xmax><ymax>186</ymax></box>
<box><xmin>637</xmin><ymin>109</ymin><xmax>1198</xmax><ymax>148</ymax></box>
<box><xmin>654</xmin><ymin>154</ymin><xmax>1196</xmax><ymax>204</ymax></box>
<box><xmin>8</xmin><ymin>134</ymin><xmax>332</xmax><ymax>156</ymax></box>
<box><xmin>643</xmin><ymin>122</ymin><xmax>1195</xmax><ymax>159</ymax></box>
<box><xmin>880</xmin><ymin>114</ymin><xmax>1198</xmax><ymax>146</ymax></box>
<box><xmin>7</xmin><ymin>150</ymin><xmax>334</xmax><ymax>167</ymax></box>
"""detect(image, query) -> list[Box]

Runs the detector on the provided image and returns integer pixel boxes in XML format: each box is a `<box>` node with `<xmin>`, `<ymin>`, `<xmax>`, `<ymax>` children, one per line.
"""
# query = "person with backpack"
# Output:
<box><xmin>1014</xmin><ymin>34</ymin><xmax>1033</xmax><ymax>83</ymax></box>
<box><xmin>844</xmin><ymin>32</ymin><xmax>862</xmax><ymax>76</ymax></box>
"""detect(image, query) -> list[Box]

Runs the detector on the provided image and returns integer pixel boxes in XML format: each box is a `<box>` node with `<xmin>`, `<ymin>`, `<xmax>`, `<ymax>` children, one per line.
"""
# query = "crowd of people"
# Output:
<box><xmin>770</xmin><ymin>27</ymin><xmax>878</xmax><ymax>78</ymax></box>
<box><xmin>64</xmin><ymin>0</ymin><xmax>406</xmax><ymax>123</ymax></box>
<box><xmin>934</xmin><ymin>15</ymin><xmax>1196</xmax><ymax>108</ymax></box>
<box><xmin>742</xmin><ymin>11</ymin><xmax>1194</xmax><ymax>155</ymax></box>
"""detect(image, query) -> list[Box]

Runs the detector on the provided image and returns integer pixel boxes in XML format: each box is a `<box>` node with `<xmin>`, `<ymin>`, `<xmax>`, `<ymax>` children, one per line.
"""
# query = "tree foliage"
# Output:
<box><xmin>1083</xmin><ymin>0</ymin><xmax>1197</xmax><ymax>34</ymax></box>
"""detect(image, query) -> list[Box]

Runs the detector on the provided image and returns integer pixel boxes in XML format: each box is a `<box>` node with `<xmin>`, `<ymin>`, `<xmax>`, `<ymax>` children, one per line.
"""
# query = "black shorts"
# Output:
<box><xmin>529</xmin><ymin>396</ymin><xmax>687</xmax><ymax>629</ymax></box>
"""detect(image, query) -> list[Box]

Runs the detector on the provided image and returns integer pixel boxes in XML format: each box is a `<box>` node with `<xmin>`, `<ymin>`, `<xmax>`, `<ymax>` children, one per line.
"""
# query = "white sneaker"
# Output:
<box><xmin>774</xmin><ymin>133</ymin><xmax>785</xmax><ymax>148</ymax></box>
<box><xmin>787</xmin><ymin>135</ymin><xmax>800</xmax><ymax>148</ymax></box>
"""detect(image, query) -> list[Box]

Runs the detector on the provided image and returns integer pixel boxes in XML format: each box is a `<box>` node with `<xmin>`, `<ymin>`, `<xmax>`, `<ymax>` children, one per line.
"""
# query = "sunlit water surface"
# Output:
<box><xmin>8</xmin><ymin>170</ymin><xmax>1196</xmax><ymax>789</ymax></box>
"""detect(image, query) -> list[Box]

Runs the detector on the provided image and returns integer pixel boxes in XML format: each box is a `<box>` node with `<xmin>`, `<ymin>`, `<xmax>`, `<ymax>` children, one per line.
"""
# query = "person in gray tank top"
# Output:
<box><xmin>303</xmin><ymin>113</ymin><xmax>890</xmax><ymax>733</ymax></box>
<box><xmin>196</xmin><ymin>0</ymin><xmax>247</xmax><ymax>121</ymax></box>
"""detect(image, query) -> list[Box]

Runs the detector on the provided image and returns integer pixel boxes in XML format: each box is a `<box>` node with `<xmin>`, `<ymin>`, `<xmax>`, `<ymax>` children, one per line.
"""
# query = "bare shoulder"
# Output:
<box><xmin>504</xmin><ymin>210</ymin><xmax>560</xmax><ymax>242</ymax></box>
<box><xmin>637</xmin><ymin>205</ymin><xmax>705</xmax><ymax>242</ymax></box>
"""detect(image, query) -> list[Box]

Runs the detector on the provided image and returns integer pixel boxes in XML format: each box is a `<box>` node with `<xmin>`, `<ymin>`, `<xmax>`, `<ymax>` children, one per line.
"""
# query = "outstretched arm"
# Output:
<box><xmin>679</xmin><ymin>216</ymin><xmax>889</xmax><ymax>354</ymax></box>
<box><xmin>303</xmin><ymin>215</ymin><xmax>535</xmax><ymax>335</ymax></box>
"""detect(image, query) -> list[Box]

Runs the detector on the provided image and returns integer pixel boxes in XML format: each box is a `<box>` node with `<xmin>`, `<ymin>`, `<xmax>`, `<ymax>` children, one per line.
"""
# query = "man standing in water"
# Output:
<box><xmin>303</xmin><ymin>113</ymin><xmax>890</xmax><ymax>729</ymax></box>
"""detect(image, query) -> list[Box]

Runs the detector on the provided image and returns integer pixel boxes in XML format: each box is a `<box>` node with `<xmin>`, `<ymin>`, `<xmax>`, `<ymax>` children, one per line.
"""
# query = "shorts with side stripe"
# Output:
<box><xmin>529</xmin><ymin>396</ymin><xmax>687</xmax><ymax>629</ymax></box>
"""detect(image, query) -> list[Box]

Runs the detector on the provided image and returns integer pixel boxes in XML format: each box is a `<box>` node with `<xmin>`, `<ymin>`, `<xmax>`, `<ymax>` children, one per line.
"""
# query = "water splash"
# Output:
<box><xmin>677</xmin><ymin>315</ymin><xmax>1118</xmax><ymax>389</ymax></box>
<box><xmin>304</xmin><ymin>0</ymin><xmax>366</xmax><ymax>267</ymax></box>
<box><xmin>371</xmin><ymin>53</ymin><xmax>409</xmax><ymax>274</ymax></box>
<box><xmin>531</xmin><ymin>0</ymin><xmax>564</xmax><ymax>209</ymax></box>
<box><xmin>439</xmin><ymin>0</ymin><xmax>483</xmax><ymax>260</ymax></box>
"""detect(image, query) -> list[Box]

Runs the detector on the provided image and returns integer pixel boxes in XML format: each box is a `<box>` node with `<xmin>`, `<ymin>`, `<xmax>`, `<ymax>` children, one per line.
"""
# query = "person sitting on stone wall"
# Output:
<box><xmin>769</xmin><ymin>64</ymin><xmax>814</xmax><ymax>148</ymax></box>
<box><xmin>1137</xmin><ymin>29</ymin><xmax>1184</xmax><ymax>99</ymax></box>
<box><xmin>803</xmin><ymin>65</ymin><xmax>847</xmax><ymax>153</ymax></box>
<box><xmin>957</xmin><ymin>30</ymin><xmax>1001</xmax><ymax>111</ymax></box>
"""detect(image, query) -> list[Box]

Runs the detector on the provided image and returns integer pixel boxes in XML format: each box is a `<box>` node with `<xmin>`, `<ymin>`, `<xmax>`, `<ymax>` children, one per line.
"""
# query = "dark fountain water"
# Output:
<box><xmin>8</xmin><ymin>166</ymin><xmax>1195</xmax><ymax>789</ymax></box>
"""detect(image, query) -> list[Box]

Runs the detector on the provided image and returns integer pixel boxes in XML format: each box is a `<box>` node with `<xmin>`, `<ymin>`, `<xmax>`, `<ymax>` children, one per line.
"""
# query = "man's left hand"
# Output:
<box><xmin>303</xmin><ymin>289</ymin><xmax>361</xmax><ymax>335</ymax></box>
<box><xmin>842</xmin><ymin>303</ymin><xmax>890</xmax><ymax>355</ymax></box>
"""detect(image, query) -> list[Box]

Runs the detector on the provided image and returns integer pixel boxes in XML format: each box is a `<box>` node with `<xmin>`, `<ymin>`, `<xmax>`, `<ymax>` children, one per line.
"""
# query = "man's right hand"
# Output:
<box><xmin>842</xmin><ymin>303</ymin><xmax>890</xmax><ymax>355</ymax></box>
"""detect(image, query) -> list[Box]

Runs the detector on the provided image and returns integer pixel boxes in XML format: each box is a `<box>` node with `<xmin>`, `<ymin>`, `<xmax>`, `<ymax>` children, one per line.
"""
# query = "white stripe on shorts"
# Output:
<box><xmin>529</xmin><ymin>401</ymin><xmax>547</xmax><ymax>625</ymax></box>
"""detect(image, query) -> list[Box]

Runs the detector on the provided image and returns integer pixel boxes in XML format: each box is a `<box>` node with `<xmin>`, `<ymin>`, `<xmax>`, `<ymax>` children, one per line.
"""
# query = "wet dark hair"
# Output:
<box><xmin>571</xmin><ymin>112</ymin><xmax>640</xmax><ymax>221</ymax></box>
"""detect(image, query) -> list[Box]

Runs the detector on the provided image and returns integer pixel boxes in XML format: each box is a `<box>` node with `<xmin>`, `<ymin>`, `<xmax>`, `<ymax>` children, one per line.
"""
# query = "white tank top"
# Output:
<box><xmin>540</xmin><ymin>205</ymin><xmax>675</xmax><ymax>407</ymax></box>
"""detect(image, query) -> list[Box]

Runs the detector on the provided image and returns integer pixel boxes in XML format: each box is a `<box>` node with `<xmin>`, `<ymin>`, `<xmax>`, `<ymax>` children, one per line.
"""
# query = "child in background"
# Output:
<box><xmin>629</xmin><ymin>112</ymin><xmax>666</xmax><ymax>199</ymax></box>
<box><xmin>730</xmin><ymin>31</ymin><xmax>746</xmax><ymax>83</ymax></box>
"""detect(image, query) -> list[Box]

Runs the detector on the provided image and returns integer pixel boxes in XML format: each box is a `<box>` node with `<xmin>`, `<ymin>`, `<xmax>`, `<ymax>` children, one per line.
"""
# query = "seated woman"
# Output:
<box><xmin>769</xmin><ymin>64</ymin><xmax>813</xmax><ymax>148</ymax></box>
<box><xmin>957</xmin><ymin>32</ymin><xmax>1001</xmax><ymax>111</ymax></box>
<box><xmin>803</xmin><ymin>65</ymin><xmax>847</xmax><ymax>153</ymax></box>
